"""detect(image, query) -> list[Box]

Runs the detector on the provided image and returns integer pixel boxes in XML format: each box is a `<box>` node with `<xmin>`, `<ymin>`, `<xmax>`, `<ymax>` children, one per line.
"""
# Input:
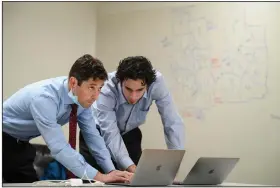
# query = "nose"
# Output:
<box><xmin>130</xmin><ymin>92</ymin><xmax>138</xmax><ymax>100</ymax></box>
<box><xmin>129</xmin><ymin>93</ymin><xmax>139</xmax><ymax>103</ymax></box>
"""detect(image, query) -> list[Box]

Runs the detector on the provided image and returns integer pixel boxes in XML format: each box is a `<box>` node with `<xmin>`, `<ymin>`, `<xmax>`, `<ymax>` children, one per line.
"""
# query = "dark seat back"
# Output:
<box><xmin>32</xmin><ymin>144</ymin><xmax>54</xmax><ymax>178</ymax></box>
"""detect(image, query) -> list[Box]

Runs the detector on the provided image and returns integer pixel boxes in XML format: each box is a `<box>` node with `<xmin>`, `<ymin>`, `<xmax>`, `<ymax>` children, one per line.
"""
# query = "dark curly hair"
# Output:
<box><xmin>116</xmin><ymin>56</ymin><xmax>156</xmax><ymax>86</ymax></box>
<box><xmin>69</xmin><ymin>54</ymin><xmax>108</xmax><ymax>86</ymax></box>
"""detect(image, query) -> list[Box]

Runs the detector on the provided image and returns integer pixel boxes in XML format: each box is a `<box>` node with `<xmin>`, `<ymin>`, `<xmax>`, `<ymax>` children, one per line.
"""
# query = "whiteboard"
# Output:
<box><xmin>97</xmin><ymin>2</ymin><xmax>280</xmax><ymax>185</ymax></box>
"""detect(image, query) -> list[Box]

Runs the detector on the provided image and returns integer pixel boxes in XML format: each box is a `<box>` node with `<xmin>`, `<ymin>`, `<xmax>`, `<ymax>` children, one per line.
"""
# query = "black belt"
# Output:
<box><xmin>3</xmin><ymin>132</ymin><xmax>29</xmax><ymax>145</ymax></box>
<box><xmin>16</xmin><ymin>138</ymin><xmax>29</xmax><ymax>145</ymax></box>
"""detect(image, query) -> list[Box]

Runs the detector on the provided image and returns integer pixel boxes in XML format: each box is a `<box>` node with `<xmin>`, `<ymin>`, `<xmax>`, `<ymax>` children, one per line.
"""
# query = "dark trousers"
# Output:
<box><xmin>79</xmin><ymin>127</ymin><xmax>142</xmax><ymax>173</ymax></box>
<box><xmin>3</xmin><ymin>132</ymin><xmax>38</xmax><ymax>183</ymax></box>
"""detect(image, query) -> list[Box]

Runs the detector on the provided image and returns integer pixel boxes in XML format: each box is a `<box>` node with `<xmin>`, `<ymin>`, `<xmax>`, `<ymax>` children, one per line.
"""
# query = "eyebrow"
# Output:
<box><xmin>125</xmin><ymin>86</ymin><xmax>145</xmax><ymax>91</ymax></box>
<box><xmin>90</xmin><ymin>83</ymin><xmax>104</xmax><ymax>87</ymax></box>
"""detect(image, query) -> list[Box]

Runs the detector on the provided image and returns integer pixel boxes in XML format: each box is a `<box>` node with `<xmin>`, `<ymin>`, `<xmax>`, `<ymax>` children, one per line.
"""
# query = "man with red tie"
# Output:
<box><xmin>3</xmin><ymin>54</ymin><xmax>132</xmax><ymax>183</ymax></box>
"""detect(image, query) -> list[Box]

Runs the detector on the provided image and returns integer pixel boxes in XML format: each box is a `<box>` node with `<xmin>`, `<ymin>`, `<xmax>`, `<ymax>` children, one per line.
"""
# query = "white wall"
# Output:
<box><xmin>3</xmin><ymin>2</ymin><xmax>97</xmax><ymax>100</ymax></box>
<box><xmin>96</xmin><ymin>2</ymin><xmax>280</xmax><ymax>185</ymax></box>
<box><xmin>3</xmin><ymin>2</ymin><xmax>98</xmax><ymax>145</ymax></box>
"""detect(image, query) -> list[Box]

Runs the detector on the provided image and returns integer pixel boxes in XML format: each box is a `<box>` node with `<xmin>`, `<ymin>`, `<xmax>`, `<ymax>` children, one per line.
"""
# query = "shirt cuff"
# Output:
<box><xmin>101</xmin><ymin>160</ymin><xmax>116</xmax><ymax>174</ymax></box>
<box><xmin>84</xmin><ymin>163</ymin><xmax>98</xmax><ymax>180</ymax></box>
<box><xmin>118</xmin><ymin>156</ymin><xmax>134</xmax><ymax>170</ymax></box>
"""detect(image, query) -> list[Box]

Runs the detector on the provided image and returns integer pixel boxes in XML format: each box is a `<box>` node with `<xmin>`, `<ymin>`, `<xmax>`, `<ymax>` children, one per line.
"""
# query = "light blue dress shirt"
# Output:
<box><xmin>92</xmin><ymin>71</ymin><xmax>185</xmax><ymax>170</ymax></box>
<box><xmin>3</xmin><ymin>76</ymin><xmax>115</xmax><ymax>179</ymax></box>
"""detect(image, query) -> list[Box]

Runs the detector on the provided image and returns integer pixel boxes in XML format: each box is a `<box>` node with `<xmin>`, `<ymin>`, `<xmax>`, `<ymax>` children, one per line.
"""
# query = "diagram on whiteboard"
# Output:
<box><xmin>160</xmin><ymin>5</ymin><xmax>268</xmax><ymax>120</ymax></box>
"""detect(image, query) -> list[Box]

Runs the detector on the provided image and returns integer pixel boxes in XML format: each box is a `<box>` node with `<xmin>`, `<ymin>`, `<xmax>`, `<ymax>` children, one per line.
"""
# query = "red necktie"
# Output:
<box><xmin>66</xmin><ymin>104</ymin><xmax>78</xmax><ymax>179</ymax></box>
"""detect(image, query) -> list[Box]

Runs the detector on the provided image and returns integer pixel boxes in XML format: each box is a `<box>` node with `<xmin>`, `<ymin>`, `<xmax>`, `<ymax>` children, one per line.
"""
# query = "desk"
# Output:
<box><xmin>2</xmin><ymin>182</ymin><xmax>276</xmax><ymax>187</ymax></box>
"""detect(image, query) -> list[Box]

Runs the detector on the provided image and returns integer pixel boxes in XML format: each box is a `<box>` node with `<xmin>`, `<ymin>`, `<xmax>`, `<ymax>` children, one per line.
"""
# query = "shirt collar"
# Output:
<box><xmin>117</xmin><ymin>82</ymin><xmax>148</xmax><ymax>105</ymax></box>
<box><xmin>63</xmin><ymin>78</ymin><xmax>74</xmax><ymax>105</ymax></box>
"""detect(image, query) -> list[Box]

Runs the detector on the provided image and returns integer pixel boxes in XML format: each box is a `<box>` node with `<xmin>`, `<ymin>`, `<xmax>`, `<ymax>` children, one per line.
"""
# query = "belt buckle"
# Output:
<box><xmin>16</xmin><ymin>139</ymin><xmax>21</xmax><ymax>144</ymax></box>
<box><xmin>17</xmin><ymin>138</ymin><xmax>26</xmax><ymax>144</ymax></box>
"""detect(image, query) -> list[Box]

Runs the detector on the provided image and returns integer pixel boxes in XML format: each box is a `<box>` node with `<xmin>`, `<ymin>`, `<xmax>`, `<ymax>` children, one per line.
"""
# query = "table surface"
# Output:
<box><xmin>3</xmin><ymin>182</ymin><xmax>277</xmax><ymax>187</ymax></box>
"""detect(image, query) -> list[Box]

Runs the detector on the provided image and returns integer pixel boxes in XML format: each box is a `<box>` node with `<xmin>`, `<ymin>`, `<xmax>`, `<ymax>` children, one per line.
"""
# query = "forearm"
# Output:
<box><xmin>52</xmin><ymin>143</ymin><xmax>98</xmax><ymax>179</ymax></box>
<box><xmin>103</xmin><ymin>131</ymin><xmax>134</xmax><ymax>170</ymax></box>
<box><xmin>156</xmin><ymin>94</ymin><xmax>185</xmax><ymax>149</ymax></box>
<box><xmin>164</xmin><ymin>122</ymin><xmax>185</xmax><ymax>149</ymax></box>
<box><xmin>81</xmin><ymin>130</ymin><xmax>116</xmax><ymax>173</ymax></box>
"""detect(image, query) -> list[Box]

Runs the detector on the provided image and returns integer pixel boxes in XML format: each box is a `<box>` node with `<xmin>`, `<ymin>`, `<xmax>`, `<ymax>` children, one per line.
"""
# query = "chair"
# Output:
<box><xmin>32</xmin><ymin>144</ymin><xmax>54</xmax><ymax>178</ymax></box>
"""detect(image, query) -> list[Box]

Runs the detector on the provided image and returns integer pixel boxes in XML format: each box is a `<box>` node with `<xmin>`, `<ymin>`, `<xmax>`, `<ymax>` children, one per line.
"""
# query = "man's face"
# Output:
<box><xmin>70</xmin><ymin>77</ymin><xmax>104</xmax><ymax>108</ymax></box>
<box><xmin>122</xmin><ymin>79</ymin><xmax>147</xmax><ymax>104</ymax></box>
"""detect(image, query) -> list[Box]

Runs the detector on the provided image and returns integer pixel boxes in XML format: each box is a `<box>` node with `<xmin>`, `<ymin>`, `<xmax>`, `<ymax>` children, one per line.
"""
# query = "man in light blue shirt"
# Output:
<box><xmin>79</xmin><ymin>56</ymin><xmax>185</xmax><ymax>173</ymax></box>
<box><xmin>3</xmin><ymin>54</ymin><xmax>132</xmax><ymax>183</ymax></box>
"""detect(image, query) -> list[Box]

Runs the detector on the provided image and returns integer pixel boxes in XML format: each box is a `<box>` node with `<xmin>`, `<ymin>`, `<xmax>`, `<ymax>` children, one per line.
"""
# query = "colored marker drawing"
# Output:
<box><xmin>161</xmin><ymin>5</ymin><xmax>268</xmax><ymax>120</ymax></box>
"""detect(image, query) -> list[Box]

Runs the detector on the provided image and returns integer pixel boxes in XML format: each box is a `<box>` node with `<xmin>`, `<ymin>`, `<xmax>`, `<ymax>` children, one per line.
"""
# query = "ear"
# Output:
<box><xmin>141</xmin><ymin>79</ymin><xmax>146</xmax><ymax>86</ymax></box>
<box><xmin>69</xmin><ymin>77</ymin><xmax>78</xmax><ymax>89</ymax></box>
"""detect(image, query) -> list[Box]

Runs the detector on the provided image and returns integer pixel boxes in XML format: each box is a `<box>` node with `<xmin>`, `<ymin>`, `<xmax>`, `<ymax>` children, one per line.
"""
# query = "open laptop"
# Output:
<box><xmin>174</xmin><ymin>157</ymin><xmax>240</xmax><ymax>186</ymax></box>
<box><xmin>107</xmin><ymin>149</ymin><xmax>185</xmax><ymax>186</ymax></box>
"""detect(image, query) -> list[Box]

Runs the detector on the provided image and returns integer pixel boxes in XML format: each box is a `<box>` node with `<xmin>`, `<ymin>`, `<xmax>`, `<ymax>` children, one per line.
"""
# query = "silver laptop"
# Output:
<box><xmin>107</xmin><ymin>149</ymin><xmax>185</xmax><ymax>186</ymax></box>
<box><xmin>175</xmin><ymin>157</ymin><xmax>240</xmax><ymax>186</ymax></box>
